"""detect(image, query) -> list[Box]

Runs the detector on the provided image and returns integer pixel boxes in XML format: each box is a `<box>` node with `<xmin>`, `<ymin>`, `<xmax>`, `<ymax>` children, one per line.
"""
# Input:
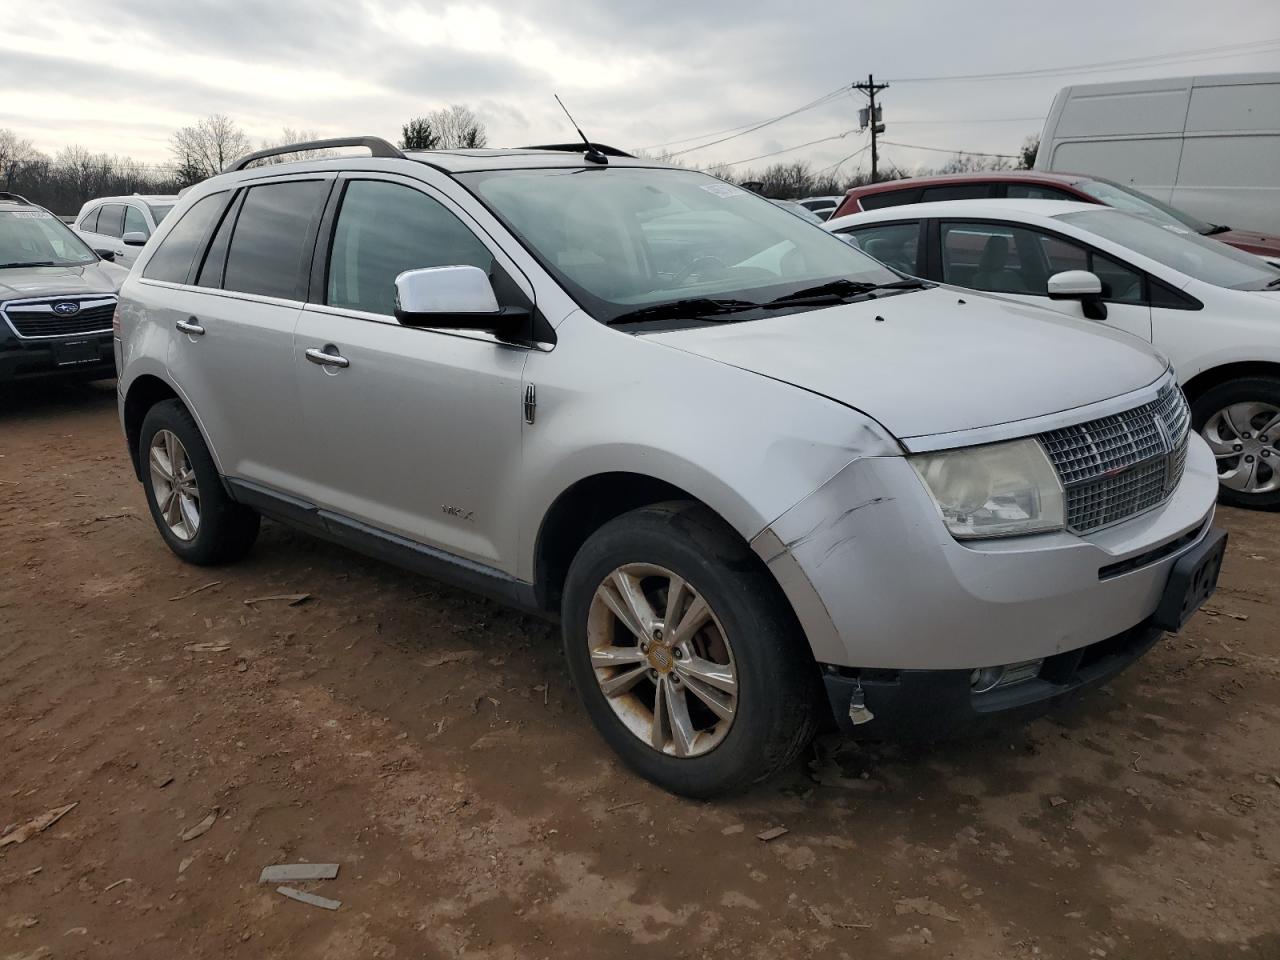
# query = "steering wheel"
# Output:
<box><xmin>672</xmin><ymin>255</ymin><xmax>728</xmax><ymax>287</ymax></box>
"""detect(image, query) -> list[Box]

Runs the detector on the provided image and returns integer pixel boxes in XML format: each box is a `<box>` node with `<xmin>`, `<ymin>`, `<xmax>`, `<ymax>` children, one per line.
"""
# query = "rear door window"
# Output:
<box><xmin>222</xmin><ymin>180</ymin><xmax>327</xmax><ymax>300</ymax></box>
<box><xmin>142</xmin><ymin>193</ymin><xmax>228</xmax><ymax>284</ymax></box>
<box><xmin>921</xmin><ymin>184</ymin><xmax>994</xmax><ymax>202</ymax></box>
<box><xmin>844</xmin><ymin>222</ymin><xmax>922</xmax><ymax>275</ymax></box>
<box><xmin>859</xmin><ymin>188</ymin><xmax>919</xmax><ymax>211</ymax></box>
<box><xmin>124</xmin><ymin>205</ymin><xmax>149</xmax><ymax>238</ymax></box>
<box><xmin>97</xmin><ymin>204</ymin><xmax>125</xmax><ymax>238</ymax></box>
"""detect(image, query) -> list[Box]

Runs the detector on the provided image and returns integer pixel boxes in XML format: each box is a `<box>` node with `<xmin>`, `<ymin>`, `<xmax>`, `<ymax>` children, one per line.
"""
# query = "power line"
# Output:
<box><xmin>889</xmin><ymin>37</ymin><xmax>1280</xmax><ymax>83</ymax></box>
<box><xmin>814</xmin><ymin>141</ymin><xmax>871</xmax><ymax>177</ymax></box>
<box><xmin>888</xmin><ymin>116</ymin><xmax>1045</xmax><ymax>125</ymax></box>
<box><xmin>878</xmin><ymin>139</ymin><xmax>1021</xmax><ymax>159</ymax></box>
<box><xmin>662</xmin><ymin>87</ymin><xmax>850</xmax><ymax>157</ymax></box>
<box><xmin>717</xmin><ymin>128</ymin><xmax>861</xmax><ymax>168</ymax></box>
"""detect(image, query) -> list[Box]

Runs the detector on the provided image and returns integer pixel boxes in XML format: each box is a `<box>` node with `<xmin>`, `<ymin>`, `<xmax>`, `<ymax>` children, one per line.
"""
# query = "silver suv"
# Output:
<box><xmin>1</xmin><ymin>192</ymin><xmax>125</xmax><ymax>383</ymax></box>
<box><xmin>116</xmin><ymin>137</ymin><xmax>1225</xmax><ymax>796</ymax></box>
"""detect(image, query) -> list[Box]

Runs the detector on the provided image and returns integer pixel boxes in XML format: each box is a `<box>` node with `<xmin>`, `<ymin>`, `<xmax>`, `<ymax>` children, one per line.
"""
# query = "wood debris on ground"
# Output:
<box><xmin>259</xmin><ymin>863</ymin><xmax>340</xmax><ymax>883</ymax></box>
<box><xmin>276</xmin><ymin>886</ymin><xmax>341</xmax><ymax>910</ymax></box>
<box><xmin>756</xmin><ymin>826</ymin><xmax>789</xmax><ymax>842</ymax></box>
<box><xmin>169</xmin><ymin>581</ymin><xmax>222</xmax><ymax>602</ymax></box>
<box><xmin>0</xmin><ymin>802</ymin><xmax>77</xmax><ymax>848</ymax></box>
<box><xmin>180</xmin><ymin>810</ymin><xmax>217</xmax><ymax>842</ymax></box>
<box><xmin>243</xmin><ymin>593</ymin><xmax>311</xmax><ymax>607</ymax></box>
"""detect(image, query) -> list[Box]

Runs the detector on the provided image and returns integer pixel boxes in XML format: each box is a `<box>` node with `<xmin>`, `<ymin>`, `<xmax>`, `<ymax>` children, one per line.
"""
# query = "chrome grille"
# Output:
<box><xmin>1039</xmin><ymin>382</ymin><xmax>1191</xmax><ymax>533</ymax></box>
<box><xmin>2</xmin><ymin>297</ymin><xmax>116</xmax><ymax>339</ymax></box>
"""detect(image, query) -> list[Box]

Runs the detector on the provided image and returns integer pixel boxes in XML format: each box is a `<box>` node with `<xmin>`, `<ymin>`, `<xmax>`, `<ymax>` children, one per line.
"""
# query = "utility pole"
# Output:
<box><xmin>853</xmin><ymin>74</ymin><xmax>889</xmax><ymax>182</ymax></box>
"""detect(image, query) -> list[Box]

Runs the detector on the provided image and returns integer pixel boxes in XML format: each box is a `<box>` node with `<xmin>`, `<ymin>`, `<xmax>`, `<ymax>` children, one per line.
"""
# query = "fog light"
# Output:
<box><xmin>970</xmin><ymin>666</ymin><xmax>1004</xmax><ymax>693</ymax></box>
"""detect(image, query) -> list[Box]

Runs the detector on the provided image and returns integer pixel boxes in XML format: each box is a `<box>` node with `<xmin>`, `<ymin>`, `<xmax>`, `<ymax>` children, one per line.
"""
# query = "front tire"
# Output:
<box><xmin>139</xmin><ymin>400</ymin><xmax>259</xmax><ymax>564</ymax></box>
<box><xmin>1192</xmin><ymin>377</ymin><xmax>1280</xmax><ymax>510</ymax></box>
<box><xmin>562</xmin><ymin>502</ymin><xmax>820</xmax><ymax>798</ymax></box>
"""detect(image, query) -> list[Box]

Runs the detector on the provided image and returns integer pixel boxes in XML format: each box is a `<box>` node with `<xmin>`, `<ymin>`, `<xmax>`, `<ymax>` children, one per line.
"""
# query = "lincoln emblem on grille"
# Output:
<box><xmin>52</xmin><ymin>302</ymin><xmax>80</xmax><ymax>316</ymax></box>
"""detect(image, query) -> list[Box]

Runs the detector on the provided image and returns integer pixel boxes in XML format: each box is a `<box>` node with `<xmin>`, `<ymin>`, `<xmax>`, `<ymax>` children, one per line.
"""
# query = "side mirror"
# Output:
<box><xmin>95</xmin><ymin>249</ymin><xmax>117</xmax><ymax>263</ymax></box>
<box><xmin>394</xmin><ymin>265</ymin><xmax>526</xmax><ymax>334</ymax></box>
<box><xmin>1047</xmin><ymin>270</ymin><xmax>1107</xmax><ymax>321</ymax></box>
<box><xmin>122</xmin><ymin>231</ymin><xmax>148</xmax><ymax>246</ymax></box>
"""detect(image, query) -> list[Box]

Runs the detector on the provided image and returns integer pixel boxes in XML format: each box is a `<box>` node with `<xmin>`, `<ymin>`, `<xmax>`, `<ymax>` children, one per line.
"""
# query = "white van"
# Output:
<box><xmin>1036</xmin><ymin>72</ymin><xmax>1280</xmax><ymax>235</ymax></box>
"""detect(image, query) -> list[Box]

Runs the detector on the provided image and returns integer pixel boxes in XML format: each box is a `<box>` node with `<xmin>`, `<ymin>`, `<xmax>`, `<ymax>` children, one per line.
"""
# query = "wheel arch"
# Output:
<box><xmin>123</xmin><ymin>374</ymin><xmax>183</xmax><ymax>480</ymax></box>
<box><xmin>1183</xmin><ymin>360</ymin><xmax>1280</xmax><ymax>413</ymax></box>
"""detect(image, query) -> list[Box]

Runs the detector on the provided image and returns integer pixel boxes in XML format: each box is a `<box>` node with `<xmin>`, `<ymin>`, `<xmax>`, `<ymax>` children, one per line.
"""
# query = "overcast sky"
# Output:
<box><xmin>4</xmin><ymin>0</ymin><xmax>1279</xmax><ymax>177</ymax></box>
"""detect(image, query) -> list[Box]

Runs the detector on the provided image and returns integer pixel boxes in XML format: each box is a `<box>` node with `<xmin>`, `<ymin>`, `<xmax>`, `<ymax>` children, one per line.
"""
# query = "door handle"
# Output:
<box><xmin>175</xmin><ymin>318</ymin><xmax>205</xmax><ymax>336</ymax></box>
<box><xmin>305</xmin><ymin>346</ymin><xmax>350</xmax><ymax>368</ymax></box>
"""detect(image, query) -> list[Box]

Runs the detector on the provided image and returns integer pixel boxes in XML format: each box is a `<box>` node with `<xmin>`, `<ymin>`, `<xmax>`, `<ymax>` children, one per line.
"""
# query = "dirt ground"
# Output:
<box><xmin>1</xmin><ymin>380</ymin><xmax>1277</xmax><ymax>960</ymax></box>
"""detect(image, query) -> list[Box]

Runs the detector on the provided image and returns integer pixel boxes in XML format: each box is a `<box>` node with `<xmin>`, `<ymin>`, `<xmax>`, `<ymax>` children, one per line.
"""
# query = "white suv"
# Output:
<box><xmin>115</xmin><ymin>137</ymin><xmax>1225</xmax><ymax>796</ymax></box>
<box><xmin>74</xmin><ymin>195</ymin><xmax>177</xmax><ymax>267</ymax></box>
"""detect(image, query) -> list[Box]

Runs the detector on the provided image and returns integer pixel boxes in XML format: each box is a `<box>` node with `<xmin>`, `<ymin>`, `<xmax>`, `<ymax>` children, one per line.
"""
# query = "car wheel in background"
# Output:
<box><xmin>561</xmin><ymin>501</ymin><xmax>820</xmax><ymax>798</ymax></box>
<box><xmin>139</xmin><ymin>399</ymin><xmax>260</xmax><ymax>563</ymax></box>
<box><xmin>1192</xmin><ymin>377</ymin><xmax>1280</xmax><ymax>510</ymax></box>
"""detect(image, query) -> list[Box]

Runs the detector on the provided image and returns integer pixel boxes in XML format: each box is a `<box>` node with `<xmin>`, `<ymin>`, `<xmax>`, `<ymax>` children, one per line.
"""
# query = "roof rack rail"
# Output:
<box><xmin>0</xmin><ymin>191</ymin><xmax>31</xmax><ymax>205</ymax></box>
<box><xmin>521</xmin><ymin>143</ymin><xmax>634</xmax><ymax>158</ymax></box>
<box><xmin>227</xmin><ymin>136</ymin><xmax>404</xmax><ymax>172</ymax></box>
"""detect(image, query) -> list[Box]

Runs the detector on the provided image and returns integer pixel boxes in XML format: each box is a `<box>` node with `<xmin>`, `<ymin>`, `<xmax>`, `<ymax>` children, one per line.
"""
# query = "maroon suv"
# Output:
<box><xmin>833</xmin><ymin>171</ymin><xmax>1280</xmax><ymax>263</ymax></box>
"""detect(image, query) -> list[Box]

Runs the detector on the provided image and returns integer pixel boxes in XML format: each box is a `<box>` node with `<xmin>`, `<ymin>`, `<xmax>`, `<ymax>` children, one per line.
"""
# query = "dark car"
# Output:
<box><xmin>0</xmin><ymin>193</ymin><xmax>126</xmax><ymax>383</ymax></box>
<box><xmin>832</xmin><ymin>172</ymin><xmax>1280</xmax><ymax>265</ymax></box>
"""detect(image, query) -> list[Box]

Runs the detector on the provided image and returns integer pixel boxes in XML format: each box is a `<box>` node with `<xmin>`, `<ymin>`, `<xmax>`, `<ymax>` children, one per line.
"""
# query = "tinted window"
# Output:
<box><xmin>1006</xmin><ymin>184</ymin><xmax>1075</xmax><ymax>200</ymax></box>
<box><xmin>195</xmin><ymin>196</ymin><xmax>238</xmax><ymax>289</ymax></box>
<box><xmin>846</xmin><ymin>222</ymin><xmax>921</xmax><ymax>275</ymax></box>
<box><xmin>124</xmin><ymin>205</ymin><xmax>149</xmax><ymax>237</ymax></box>
<box><xmin>80</xmin><ymin>207</ymin><xmax>101</xmax><ymax>232</ymax></box>
<box><xmin>327</xmin><ymin>180</ymin><xmax>492</xmax><ymax>316</ymax></box>
<box><xmin>1039</xmin><ymin>233</ymin><xmax>1142</xmax><ymax>302</ymax></box>
<box><xmin>142</xmin><ymin>193</ymin><xmax>227</xmax><ymax>283</ymax></box>
<box><xmin>147</xmin><ymin>203</ymin><xmax>175</xmax><ymax>224</ymax></box>
<box><xmin>859</xmin><ymin>188</ymin><xmax>917</xmax><ymax>211</ymax></box>
<box><xmin>922</xmin><ymin>184</ymin><xmax>994</xmax><ymax>202</ymax></box>
<box><xmin>941</xmin><ymin>222</ymin><xmax>1034</xmax><ymax>292</ymax></box>
<box><xmin>98</xmin><ymin>204</ymin><xmax>125</xmax><ymax>238</ymax></box>
<box><xmin>223</xmin><ymin>180</ymin><xmax>326</xmax><ymax>300</ymax></box>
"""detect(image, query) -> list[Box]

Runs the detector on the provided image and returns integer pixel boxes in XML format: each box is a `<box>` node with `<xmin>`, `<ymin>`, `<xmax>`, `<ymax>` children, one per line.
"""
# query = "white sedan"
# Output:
<box><xmin>827</xmin><ymin>199</ymin><xmax>1280</xmax><ymax>509</ymax></box>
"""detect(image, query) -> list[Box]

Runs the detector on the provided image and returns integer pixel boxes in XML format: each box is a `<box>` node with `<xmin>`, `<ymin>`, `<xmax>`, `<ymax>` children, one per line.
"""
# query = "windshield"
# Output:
<box><xmin>1058</xmin><ymin>210</ymin><xmax>1280</xmax><ymax>291</ymax></box>
<box><xmin>1077</xmin><ymin>179</ymin><xmax>1215</xmax><ymax>234</ymax></box>
<box><xmin>147</xmin><ymin>203</ymin><xmax>175</xmax><ymax>224</ymax></box>
<box><xmin>0</xmin><ymin>209</ymin><xmax>97</xmax><ymax>267</ymax></box>
<box><xmin>457</xmin><ymin>166</ymin><xmax>899</xmax><ymax>322</ymax></box>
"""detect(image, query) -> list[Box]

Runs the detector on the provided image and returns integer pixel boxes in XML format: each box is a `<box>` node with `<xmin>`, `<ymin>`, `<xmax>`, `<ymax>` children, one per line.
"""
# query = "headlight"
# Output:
<box><xmin>910</xmin><ymin>438</ymin><xmax>1064</xmax><ymax>539</ymax></box>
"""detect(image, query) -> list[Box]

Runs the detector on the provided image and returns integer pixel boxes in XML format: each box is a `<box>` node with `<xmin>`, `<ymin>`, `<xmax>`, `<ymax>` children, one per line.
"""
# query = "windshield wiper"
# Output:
<box><xmin>1203</xmin><ymin>224</ymin><xmax>1233</xmax><ymax>236</ymax></box>
<box><xmin>606</xmin><ymin>297</ymin><xmax>760</xmax><ymax>326</ymax></box>
<box><xmin>763</xmin><ymin>277</ymin><xmax>928</xmax><ymax>308</ymax></box>
<box><xmin>1265</xmin><ymin>276</ymin><xmax>1280</xmax><ymax>289</ymax></box>
<box><xmin>0</xmin><ymin>260</ymin><xmax>60</xmax><ymax>269</ymax></box>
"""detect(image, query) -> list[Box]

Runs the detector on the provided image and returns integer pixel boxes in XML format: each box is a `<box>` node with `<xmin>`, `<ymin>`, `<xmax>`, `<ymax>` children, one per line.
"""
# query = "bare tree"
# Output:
<box><xmin>255</xmin><ymin>128</ymin><xmax>336</xmax><ymax>164</ymax></box>
<box><xmin>169</xmin><ymin>114</ymin><xmax>253</xmax><ymax>182</ymax></box>
<box><xmin>401</xmin><ymin>105</ymin><xmax>487</xmax><ymax>150</ymax></box>
<box><xmin>0</xmin><ymin>129</ymin><xmax>39</xmax><ymax>190</ymax></box>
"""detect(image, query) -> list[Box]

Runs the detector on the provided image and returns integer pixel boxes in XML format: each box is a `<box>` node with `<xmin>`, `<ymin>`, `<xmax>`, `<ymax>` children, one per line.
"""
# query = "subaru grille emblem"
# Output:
<box><xmin>52</xmin><ymin>302</ymin><xmax>80</xmax><ymax>317</ymax></box>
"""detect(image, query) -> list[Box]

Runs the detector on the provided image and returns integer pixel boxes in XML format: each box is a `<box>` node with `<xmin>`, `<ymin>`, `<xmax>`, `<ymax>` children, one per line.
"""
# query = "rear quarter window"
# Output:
<box><xmin>142</xmin><ymin>193</ymin><xmax>228</xmax><ymax>284</ymax></box>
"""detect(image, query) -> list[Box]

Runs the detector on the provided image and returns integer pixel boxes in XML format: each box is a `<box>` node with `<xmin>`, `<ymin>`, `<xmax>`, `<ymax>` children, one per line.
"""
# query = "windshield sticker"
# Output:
<box><xmin>6</xmin><ymin>210</ymin><xmax>54</xmax><ymax>219</ymax></box>
<box><xmin>1160</xmin><ymin>224</ymin><xmax>1193</xmax><ymax>235</ymax></box>
<box><xmin>699</xmin><ymin>181</ymin><xmax>747</xmax><ymax>199</ymax></box>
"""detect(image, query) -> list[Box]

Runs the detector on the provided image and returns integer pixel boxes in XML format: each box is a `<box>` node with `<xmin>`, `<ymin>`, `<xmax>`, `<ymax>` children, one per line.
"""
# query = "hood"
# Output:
<box><xmin>1218</xmin><ymin>228</ymin><xmax>1280</xmax><ymax>259</ymax></box>
<box><xmin>645</xmin><ymin>287</ymin><xmax>1168</xmax><ymax>441</ymax></box>
<box><xmin>0</xmin><ymin>261</ymin><xmax>128</xmax><ymax>301</ymax></box>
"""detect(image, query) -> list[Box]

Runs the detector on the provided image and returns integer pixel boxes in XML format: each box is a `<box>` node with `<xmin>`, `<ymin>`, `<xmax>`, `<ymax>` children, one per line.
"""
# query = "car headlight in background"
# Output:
<box><xmin>910</xmin><ymin>438</ymin><xmax>1064</xmax><ymax>539</ymax></box>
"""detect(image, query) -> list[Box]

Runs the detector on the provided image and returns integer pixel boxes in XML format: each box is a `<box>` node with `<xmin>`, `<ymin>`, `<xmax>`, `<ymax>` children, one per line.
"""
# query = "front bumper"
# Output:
<box><xmin>752</xmin><ymin>431</ymin><xmax>1221</xmax><ymax>671</ymax></box>
<box><xmin>0</xmin><ymin>332</ymin><xmax>115</xmax><ymax>382</ymax></box>
<box><xmin>821</xmin><ymin>617</ymin><xmax>1164</xmax><ymax>739</ymax></box>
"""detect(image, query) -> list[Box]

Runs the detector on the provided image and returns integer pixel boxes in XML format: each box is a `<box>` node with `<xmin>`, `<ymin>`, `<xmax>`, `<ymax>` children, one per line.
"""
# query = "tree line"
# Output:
<box><xmin>1</xmin><ymin>111</ymin><xmax>1035</xmax><ymax>215</ymax></box>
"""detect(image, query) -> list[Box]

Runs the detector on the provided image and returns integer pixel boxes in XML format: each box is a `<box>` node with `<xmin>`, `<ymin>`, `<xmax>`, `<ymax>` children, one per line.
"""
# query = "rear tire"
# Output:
<box><xmin>139</xmin><ymin>399</ymin><xmax>259</xmax><ymax>564</ymax></box>
<box><xmin>1191</xmin><ymin>376</ymin><xmax>1280</xmax><ymax>511</ymax></box>
<box><xmin>561</xmin><ymin>501</ymin><xmax>820</xmax><ymax>798</ymax></box>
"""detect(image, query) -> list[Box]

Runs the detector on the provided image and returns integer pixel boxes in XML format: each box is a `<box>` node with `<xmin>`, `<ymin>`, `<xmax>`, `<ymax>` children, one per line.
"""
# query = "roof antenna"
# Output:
<box><xmin>555</xmin><ymin>95</ymin><xmax>609</xmax><ymax>165</ymax></box>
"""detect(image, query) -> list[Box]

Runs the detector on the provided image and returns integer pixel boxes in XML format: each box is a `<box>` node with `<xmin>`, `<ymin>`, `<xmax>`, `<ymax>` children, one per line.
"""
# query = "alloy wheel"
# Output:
<box><xmin>1201</xmin><ymin>401</ymin><xmax>1280</xmax><ymax>494</ymax></box>
<box><xmin>586</xmin><ymin>563</ymin><xmax>738</xmax><ymax>758</ymax></box>
<box><xmin>149</xmin><ymin>429</ymin><xmax>201</xmax><ymax>541</ymax></box>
